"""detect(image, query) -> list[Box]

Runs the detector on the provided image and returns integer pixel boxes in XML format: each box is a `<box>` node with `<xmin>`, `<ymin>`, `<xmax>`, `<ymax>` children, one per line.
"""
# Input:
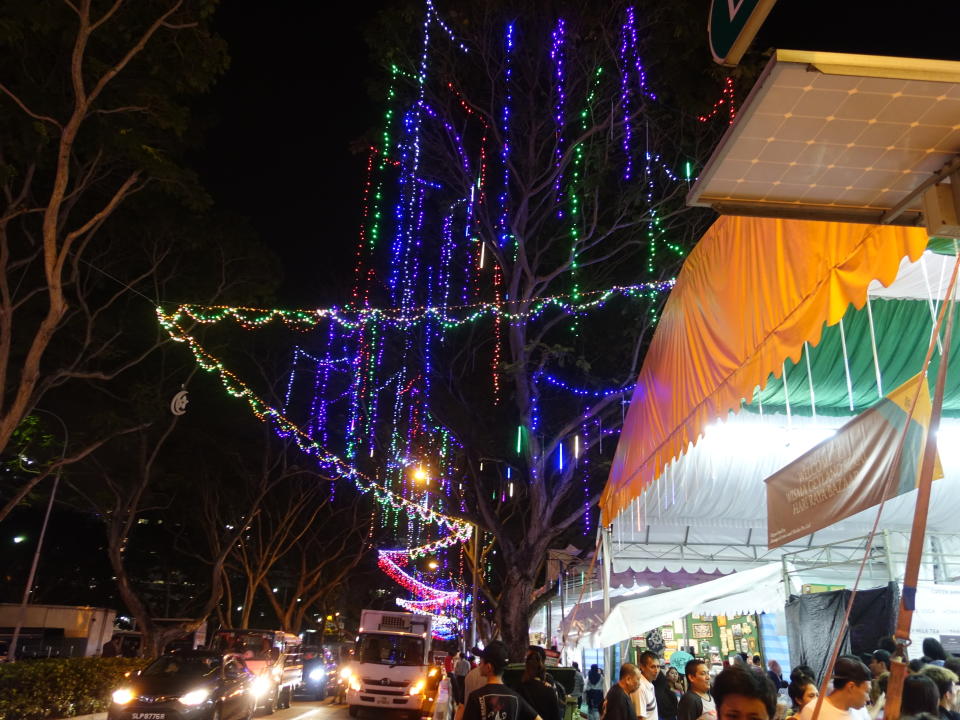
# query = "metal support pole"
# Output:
<box><xmin>883</xmin><ymin>529</ymin><xmax>896</xmax><ymax>583</ymax></box>
<box><xmin>8</xmin><ymin>410</ymin><xmax>67</xmax><ymax>662</ymax></box>
<box><xmin>470</xmin><ymin>526</ymin><xmax>479</xmax><ymax>649</ymax></box>
<box><xmin>546</xmin><ymin>600</ymin><xmax>552</xmax><ymax>648</ymax></box>
<box><xmin>885</xmin><ymin>252</ymin><xmax>957</xmax><ymax>720</ymax></box>
<box><xmin>601</xmin><ymin>523</ymin><xmax>613</xmax><ymax>690</ymax></box>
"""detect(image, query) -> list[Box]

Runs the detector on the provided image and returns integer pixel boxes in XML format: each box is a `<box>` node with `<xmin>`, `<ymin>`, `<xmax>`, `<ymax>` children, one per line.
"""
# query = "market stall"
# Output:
<box><xmin>592</xmin><ymin>49</ymin><xmax>960</xmax><ymax>671</ymax></box>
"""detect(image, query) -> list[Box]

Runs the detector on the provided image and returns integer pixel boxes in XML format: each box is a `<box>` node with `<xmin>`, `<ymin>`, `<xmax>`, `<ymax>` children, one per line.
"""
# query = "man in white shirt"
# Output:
<box><xmin>799</xmin><ymin>656</ymin><xmax>873</xmax><ymax>720</ymax></box>
<box><xmin>633</xmin><ymin>651</ymin><xmax>661</xmax><ymax>720</ymax></box>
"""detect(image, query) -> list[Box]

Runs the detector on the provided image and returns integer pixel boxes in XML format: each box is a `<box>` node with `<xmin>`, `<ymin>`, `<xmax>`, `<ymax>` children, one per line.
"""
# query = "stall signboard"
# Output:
<box><xmin>708</xmin><ymin>0</ymin><xmax>778</xmax><ymax>66</ymax></box>
<box><xmin>766</xmin><ymin>373</ymin><xmax>942</xmax><ymax>549</ymax></box>
<box><xmin>912</xmin><ymin>582</ymin><xmax>960</xmax><ymax>652</ymax></box>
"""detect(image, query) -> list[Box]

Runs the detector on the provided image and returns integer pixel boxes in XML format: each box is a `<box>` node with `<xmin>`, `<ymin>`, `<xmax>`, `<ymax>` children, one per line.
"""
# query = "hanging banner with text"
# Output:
<box><xmin>766</xmin><ymin>373</ymin><xmax>942</xmax><ymax>549</ymax></box>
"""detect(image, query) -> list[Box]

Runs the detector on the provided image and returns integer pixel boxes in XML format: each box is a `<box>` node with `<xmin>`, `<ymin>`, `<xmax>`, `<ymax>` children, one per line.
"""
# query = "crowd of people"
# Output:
<box><xmin>444</xmin><ymin>636</ymin><xmax>960</xmax><ymax>720</ymax></box>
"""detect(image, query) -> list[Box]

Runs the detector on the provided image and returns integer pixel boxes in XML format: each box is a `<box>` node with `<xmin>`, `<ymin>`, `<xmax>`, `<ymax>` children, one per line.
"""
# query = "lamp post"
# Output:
<box><xmin>7</xmin><ymin>409</ymin><xmax>68</xmax><ymax>662</ymax></box>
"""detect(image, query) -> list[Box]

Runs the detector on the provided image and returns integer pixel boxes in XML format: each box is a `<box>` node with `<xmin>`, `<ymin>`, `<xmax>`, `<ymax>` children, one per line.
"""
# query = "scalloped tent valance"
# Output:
<box><xmin>600</xmin><ymin>216</ymin><xmax>929</xmax><ymax>526</ymax></box>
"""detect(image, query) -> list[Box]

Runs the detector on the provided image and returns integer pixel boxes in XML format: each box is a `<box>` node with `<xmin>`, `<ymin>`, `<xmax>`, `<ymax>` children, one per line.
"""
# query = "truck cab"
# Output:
<box><xmin>211</xmin><ymin>629</ymin><xmax>302</xmax><ymax>714</ymax></box>
<box><xmin>342</xmin><ymin>610</ymin><xmax>439</xmax><ymax>718</ymax></box>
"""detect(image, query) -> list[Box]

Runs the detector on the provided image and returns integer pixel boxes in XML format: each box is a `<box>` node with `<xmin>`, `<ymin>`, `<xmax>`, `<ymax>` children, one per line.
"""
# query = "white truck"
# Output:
<box><xmin>342</xmin><ymin>609</ymin><xmax>441</xmax><ymax>718</ymax></box>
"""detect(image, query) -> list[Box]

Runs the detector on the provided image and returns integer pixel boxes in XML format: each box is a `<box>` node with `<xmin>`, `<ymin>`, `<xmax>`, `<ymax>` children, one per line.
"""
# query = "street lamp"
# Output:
<box><xmin>8</xmin><ymin>408</ymin><xmax>68</xmax><ymax>662</ymax></box>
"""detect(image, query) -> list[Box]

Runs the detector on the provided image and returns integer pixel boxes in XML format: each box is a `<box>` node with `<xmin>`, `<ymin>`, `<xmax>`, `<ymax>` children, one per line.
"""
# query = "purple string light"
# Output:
<box><xmin>550</xmin><ymin>18</ymin><xmax>567</xmax><ymax>208</ymax></box>
<box><xmin>498</xmin><ymin>22</ymin><xmax>515</xmax><ymax>248</ymax></box>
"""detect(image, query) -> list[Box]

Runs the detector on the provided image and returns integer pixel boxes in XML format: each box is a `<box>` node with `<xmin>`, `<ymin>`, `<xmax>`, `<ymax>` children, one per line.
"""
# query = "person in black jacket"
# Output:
<box><xmin>767</xmin><ymin>660</ymin><xmax>789</xmax><ymax>690</ymax></box>
<box><xmin>655</xmin><ymin>660</ymin><xmax>680</xmax><ymax>720</ymax></box>
<box><xmin>517</xmin><ymin>650</ymin><xmax>562</xmax><ymax>720</ymax></box>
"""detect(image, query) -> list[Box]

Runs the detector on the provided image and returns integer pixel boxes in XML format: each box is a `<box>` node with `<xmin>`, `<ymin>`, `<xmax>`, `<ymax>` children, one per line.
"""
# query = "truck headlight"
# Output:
<box><xmin>340</xmin><ymin>667</ymin><xmax>353</xmax><ymax>680</ymax></box>
<box><xmin>179</xmin><ymin>688</ymin><xmax>211</xmax><ymax>706</ymax></box>
<box><xmin>348</xmin><ymin>676</ymin><xmax>362</xmax><ymax>692</ymax></box>
<box><xmin>112</xmin><ymin>688</ymin><xmax>135</xmax><ymax>705</ymax></box>
<box><xmin>408</xmin><ymin>678</ymin><xmax>426</xmax><ymax>696</ymax></box>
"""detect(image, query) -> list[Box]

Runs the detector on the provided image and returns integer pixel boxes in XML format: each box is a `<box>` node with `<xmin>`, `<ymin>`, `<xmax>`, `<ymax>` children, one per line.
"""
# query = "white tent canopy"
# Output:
<box><xmin>609</xmin><ymin>412</ymin><xmax>960</xmax><ymax>577</ymax></box>
<box><xmin>608</xmin><ymin>250</ymin><xmax>960</xmax><ymax>583</ymax></box>
<box><xmin>589</xmin><ymin>563</ymin><xmax>787</xmax><ymax>648</ymax></box>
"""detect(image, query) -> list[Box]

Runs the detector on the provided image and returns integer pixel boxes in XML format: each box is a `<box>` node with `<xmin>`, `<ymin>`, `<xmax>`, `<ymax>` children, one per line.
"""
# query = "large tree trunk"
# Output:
<box><xmin>496</xmin><ymin>568</ymin><xmax>536</xmax><ymax>662</ymax></box>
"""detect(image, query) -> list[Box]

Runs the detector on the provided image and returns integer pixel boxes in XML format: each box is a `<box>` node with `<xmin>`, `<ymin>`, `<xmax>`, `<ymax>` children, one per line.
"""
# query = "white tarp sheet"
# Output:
<box><xmin>608</xmin><ymin>414</ymin><xmax>960</xmax><ymax>574</ymax></box>
<box><xmin>588</xmin><ymin>563</ymin><xmax>786</xmax><ymax>648</ymax></box>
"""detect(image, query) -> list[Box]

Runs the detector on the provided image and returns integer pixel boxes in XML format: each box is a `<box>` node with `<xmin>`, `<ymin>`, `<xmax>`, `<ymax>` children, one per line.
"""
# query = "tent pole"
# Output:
<box><xmin>886</xmin><ymin>267</ymin><xmax>957</xmax><ymax>720</ymax></box>
<box><xmin>839</xmin><ymin>318</ymin><xmax>855</xmax><ymax>411</ymax></box>
<box><xmin>866</xmin><ymin>297</ymin><xmax>884</xmax><ymax>398</ymax></box>
<box><xmin>883</xmin><ymin>529</ymin><xmax>896</xmax><ymax>583</ymax></box>
<box><xmin>602</xmin><ymin>522</ymin><xmax>613</xmax><ymax>689</ymax></box>
<box><xmin>806</xmin><ymin>252</ymin><xmax>960</xmax><ymax>720</ymax></box>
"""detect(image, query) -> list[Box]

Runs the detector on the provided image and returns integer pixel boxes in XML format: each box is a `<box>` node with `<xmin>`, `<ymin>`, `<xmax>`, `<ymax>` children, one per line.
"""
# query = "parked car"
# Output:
<box><xmin>107</xmin><ymin>650</ymin><xmax>254</xmax><ymax>720</ymax></box>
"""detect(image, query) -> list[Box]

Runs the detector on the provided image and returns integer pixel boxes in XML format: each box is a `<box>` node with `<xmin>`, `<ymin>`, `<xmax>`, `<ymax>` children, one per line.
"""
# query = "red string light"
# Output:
<box><xmin>697</xmin><ymin>77</ymin><xmax>736</xmax><ymax>125</ymax></box>
<box><xmin>378</xmin><ymin>550</ymin><xmax>461</xmax><ymax>603</ymax></box>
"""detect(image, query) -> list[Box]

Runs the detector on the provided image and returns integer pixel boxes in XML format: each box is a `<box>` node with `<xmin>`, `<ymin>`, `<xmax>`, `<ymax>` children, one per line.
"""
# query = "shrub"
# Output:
<box><xmin>0</xmin><ymin>657</ymin><xmax>146</xmax><ymax>720</ymax></box>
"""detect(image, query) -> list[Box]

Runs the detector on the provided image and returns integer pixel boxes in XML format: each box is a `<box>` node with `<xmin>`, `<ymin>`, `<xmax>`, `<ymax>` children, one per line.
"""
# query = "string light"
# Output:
<box><xmin>537</xmin><ymin>372</ymin><xmax>635</xmax><ymax>398</ymax></box>
<box><xmin>378</xmin><ymin>550</ymin><xmax>461</xmax><ymax>601</ymax></box>
<box><xmin>617</xmin><ymin>6</ymin><xmax>654</xmax><ymax>180</ymax></box>
<box><xmin>157</xmin><ymin>0</ymin><xmax>726</xmax><ymax>602</ymax></box>
<box><xmin>157</xmin><ymin>280</ymin><xmax>675</xmax><ymax>335</ymax></box>
<box><xmin>698</xmin><ymin>76</ymin><xmax>736</xmax><ymax>124</ymax></box>
<box><xmin>550</xmin><ymin>18</ymin><xmax>567</xmax><ymax>204</ymax></box>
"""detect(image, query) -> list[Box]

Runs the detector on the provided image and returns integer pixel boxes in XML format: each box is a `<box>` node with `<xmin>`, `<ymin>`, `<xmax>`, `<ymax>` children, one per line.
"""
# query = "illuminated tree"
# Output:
<box><xmin>355</xmin><ymin>0</ymin><xmax>734</xmax><ymax>657</ymax></box>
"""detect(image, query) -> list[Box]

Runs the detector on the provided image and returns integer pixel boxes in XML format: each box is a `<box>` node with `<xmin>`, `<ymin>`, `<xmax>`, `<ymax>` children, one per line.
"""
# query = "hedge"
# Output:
<box><xmin>0</xmin><ymin>657</ymin><xmax>146</xmax><ymax>720</ymax></box>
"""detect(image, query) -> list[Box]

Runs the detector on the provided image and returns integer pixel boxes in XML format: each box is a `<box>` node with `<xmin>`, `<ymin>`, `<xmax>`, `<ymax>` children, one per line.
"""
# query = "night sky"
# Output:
<box><xmin>193</xmin><ymin>1</ymin><xmax>960</xmax><ymax>308</ymax></box>
<box><xmin>194</xmin><ymin>0</ymin><xmax>386</xmax><ymax>307</ymax></box>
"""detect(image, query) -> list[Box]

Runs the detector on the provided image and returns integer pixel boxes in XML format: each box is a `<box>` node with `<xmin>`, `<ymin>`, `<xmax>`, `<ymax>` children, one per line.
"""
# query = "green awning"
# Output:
<box><xmin>750</xmin><ymin>297</ymin><xmax>960</xmax><ymax>416</ymax></box>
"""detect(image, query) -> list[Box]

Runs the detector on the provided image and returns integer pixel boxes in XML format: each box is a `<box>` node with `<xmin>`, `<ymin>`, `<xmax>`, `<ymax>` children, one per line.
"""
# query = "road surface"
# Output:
<box><xmin>281</xmin><ymin>698</ymin><xmax>443</xmax><ymax>719</ymax></box>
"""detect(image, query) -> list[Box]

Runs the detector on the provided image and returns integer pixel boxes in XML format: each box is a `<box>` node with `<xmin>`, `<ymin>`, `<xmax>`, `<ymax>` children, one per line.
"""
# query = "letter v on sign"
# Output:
<box><xmin>708</xmin><ymin>0</ymin><xmax>778</xmax><ymax>66</ymax></box>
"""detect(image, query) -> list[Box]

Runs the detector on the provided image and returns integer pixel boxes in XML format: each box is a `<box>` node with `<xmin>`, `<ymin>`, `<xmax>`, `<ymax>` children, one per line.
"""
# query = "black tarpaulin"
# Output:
<box><xmin>786</xmin><ymin>582</ymin><xmax>898</xmax><ymax>682</ymax></box>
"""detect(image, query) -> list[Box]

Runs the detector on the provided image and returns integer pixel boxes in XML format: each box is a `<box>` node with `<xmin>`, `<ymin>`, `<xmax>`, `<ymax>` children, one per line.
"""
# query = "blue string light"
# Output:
<box><xmin>537</xmin><ymin>372</ymin><xmax>635</xmax><ymax>398</ymax></box>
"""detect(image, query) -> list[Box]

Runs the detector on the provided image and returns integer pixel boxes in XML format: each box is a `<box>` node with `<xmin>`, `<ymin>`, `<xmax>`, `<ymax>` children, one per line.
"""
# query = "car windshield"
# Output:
<box><xmin>357</xmin><ymin>634</ymin><xmax>424</xmax><ymax>666</ymax></box>
<box><xmin>214</xmin><ymin>631</ymin><xmax>278</xmax><ymax>661</ymax></box>
<box><xmin>142</xmin><ymin>656</ymin><xmax>220</xmax><ymax>678</ymax></box>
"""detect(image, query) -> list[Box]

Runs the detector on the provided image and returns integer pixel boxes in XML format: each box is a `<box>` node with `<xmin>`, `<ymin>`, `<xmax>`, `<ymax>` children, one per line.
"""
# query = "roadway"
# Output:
<box><xmin>279</xmin><ymin>698</ymin><xmax>441</xmax><ymax>719</ymax></box>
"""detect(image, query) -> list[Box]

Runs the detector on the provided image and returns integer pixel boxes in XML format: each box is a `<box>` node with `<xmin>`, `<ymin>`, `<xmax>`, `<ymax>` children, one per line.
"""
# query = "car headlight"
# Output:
<box><xmin>179</xmin><ymin>688</ymin><xmax>211</xmax><ymax>706</ymax></box>
<box><xmin>251</xmin><ymin>675</ymin><xmax>272</xmax><ymax>697</ymax></box>
<box><xmin>112</xmin><ymin>688</ymin><xmax>135</xmax><ymax>705</ymax></box>
<box><xmin>309</xmin><ymin>667</ymin><xmax>325</xmax><ymax>682</ymax></box>
<box><xmin>408</xmin><ymin>678</ymin><xmax>426</xmax><ymax>696</ymax></box>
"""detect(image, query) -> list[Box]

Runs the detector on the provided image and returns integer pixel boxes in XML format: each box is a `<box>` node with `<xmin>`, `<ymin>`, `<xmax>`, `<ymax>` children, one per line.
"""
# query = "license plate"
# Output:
<box><xmin>132</xmin><ymin>714</ymin><xmax>166</xmax><ymax>720</ymax></box>
<box><xmin>376</xmin><ymin>697</ymin><xmax>392</xmax><ymax>705</ymax></box>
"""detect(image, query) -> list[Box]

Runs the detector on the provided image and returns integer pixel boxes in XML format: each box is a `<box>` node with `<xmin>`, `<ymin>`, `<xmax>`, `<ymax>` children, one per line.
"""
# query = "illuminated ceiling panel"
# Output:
<box><xmin>688</xmin><ymin>50</ymin><xmax>960</xmax><ymax>225</ymax></box>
